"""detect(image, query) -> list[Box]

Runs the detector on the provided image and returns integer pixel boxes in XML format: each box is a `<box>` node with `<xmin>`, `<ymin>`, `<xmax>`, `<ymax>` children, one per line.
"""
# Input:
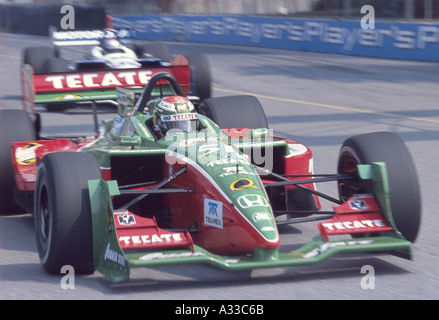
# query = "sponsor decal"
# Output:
<box><xmin>15</xmin><ymin>142</ymin><xmax>40</xmax><ymax>165</ymax></box>
<box><xmin>321</xmin><ymin>219</ymin><xmax>386</xmax><ymax>231</ymax></box>
<box><xmin>224</xmin><ymin>258</ymin><xmax>241</xmax><ymax>264</ymax></box>
<box><xmin>42</xmin><ymin>70</ymin><xmax>153</xmax><ymax>90</ymax></box>
<box><xmin>251</xmin><ymin>211</ymin><xmax>277</xmax><ymax>238</ymax></box>
<box><xmin>317</xmin><ymin>210</ymin><xmax>392</xmax><ymax>241</ymax></box>
<box><xmin>178</xmin><ymin>136</ymin><xmax>215</xmax><ymax>148</ymax></box>
<box><xmin>252</xmin><ymin>212</ymin><xmax>271</xmax><ymax>223</ymax></box>
<box><xmin>21</xmin><ymin>172</ymin><xmax>37</xmax><ymax>182</ymax></box>
<box><xmin>206</xmin><ymin>154</ymin><xmax>249</xmax><ymax>167</ymax></box>
<box><xmin>166</xmin><ymin>96</ymin><xmax>188</xmax><ymax>104</ymax></box>
<box><xmin>287</xmin><ymin>143</ymin><xmax>308</xmax><ymax>156</ymax></box>
<box><xmin>204</xmin><ymin>198</ymin><xmax>223</xmax><ymax>229</ymax></box>
<box><xmin>54</xmin><ymin>94</ymin><xmax>82</xmax><ymax>100</ymax></box>
<box><xmin>219</xmin><ymin>166</ymin><xmax>254</xmax><ymax>178</ymax></box>
<box><xmin>118</xmin><ymin>137</ymin><xmax>141</xmax><ymax>145</ymax></box>
<box><xmin>108</xmin><ymin>148</ymin><xmax>168</xmax><ymax>154</ymax></box>
<box><xmin>237</xmin><ymin>194</ymin><xmax>269</xmax><ymax>209</ymax></box>
<box><xmin>176</xmin><ymin>103</ymin><xmax>190</xmax><ymax>113</ymax></box>
<box><xmin>53</xmin><ymin>30</ymin><xmax>105</xmax><ymax>41</ymax></box>
<box><xmin>196</xmin><ymin>144</ymin><xmax>235</xmax><ymax>164</ymax></box>
<box><xmin>349</xmin><ymin>199</ymin><xmax>368</xmax><ymax>210</ymax></box>
<box><xmin>104</xmin><ymin>243</ymin><xmax>126</xmax><ymax>267</ymax></box>
<box><xmin>117</xmin><ymin>214</ymin><xmax>136</xmax><ymax>226</ymax></box>
<box><xmin>116</xmin><ymin>16</ymin><xmax>439</xmax><ymax>62</ymax></box>
<box><xmin>52</xmin><ymin>29</ymin><xmax>133</xmax><ymax>45</ymax></box>
<box><xmin>139</xmin><ymin>251</ymin><xmax>206</xmax><ymax>261</ymax></box>
<box><xmin>119</xmin><ymin>233</ymin><xmax>183</xmax><ymax>245</ymax></box>
<box><xmin>303</xmin><ymin>240</ymin><xmax>374</xmax><ymax>259</ymax></box>
<box><xmin>197</xmin><ymin>144</ymin><xmax>221</xmax><ymax>160</ymax></box>
<box><xmin>161</xmin><ymin>113</ymin><xmax>198</xmax><ymax>122</ymax></box>
<box><xmin>230</xmin><ymin>178</ymin><xmax>257</xmax><ymax>191</ymax></box>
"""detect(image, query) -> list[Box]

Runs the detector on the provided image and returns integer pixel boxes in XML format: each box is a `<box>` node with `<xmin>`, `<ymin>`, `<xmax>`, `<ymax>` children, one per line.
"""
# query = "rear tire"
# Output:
<box><xmin>23</xmin><ymin>46</ymin><xmax>57</xmax><ymax>74</ymax></box>
<box><xmin>198</xmin><ymin>95</ymin><xmax>268</xmax><ymax>129</ymax></box>
<box><xmin>0</xmin><ymin>109</ymin><xmax>36</xmax><ymax>214</ymax></box>
<box><xmin>44</xmin><ymin>57</ymin><xmax>71</xmax><ymax>112</ymax></box>
<box><xmin>338</xmin><ymin>132</ymin><xmax>421</xmax><ymax>242</ymax></box>
<box><xmin>186</xmin><ymin>53</ymin><xmax>212</xmax><ymax>101</ymax></box>
<box><xmin>141</xmin><ymin>41</ymin><xmax>172</xmax><ymax>61</ymax></box>
<box><xmin>44</xmin><ymin>57</ymin><xmax>69</xmax><ymax>73</ymax></box>
<box><xmin>34</xmin><ymin>152</ymin><xmax>101</xmax><ymax>274</ymax></box>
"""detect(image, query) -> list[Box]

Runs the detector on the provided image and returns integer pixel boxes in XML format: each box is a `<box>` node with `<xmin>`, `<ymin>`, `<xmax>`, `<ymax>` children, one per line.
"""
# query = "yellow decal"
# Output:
<box><xmin>15</xmin><ymin>142</ymin><xmax>40</xmax><ymax>165</ymax></box>
<box><xmin>230</xmin><ymin>178</ymin><xmax>258</xmax><ymax>191</ymax></box>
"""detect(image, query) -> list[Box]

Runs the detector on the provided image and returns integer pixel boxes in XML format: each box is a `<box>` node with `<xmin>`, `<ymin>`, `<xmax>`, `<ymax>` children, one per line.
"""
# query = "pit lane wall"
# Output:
<box><xmin>114</xmin><ymin>15</ymin><xmax>439</xmax><ymax>62</ymax></box>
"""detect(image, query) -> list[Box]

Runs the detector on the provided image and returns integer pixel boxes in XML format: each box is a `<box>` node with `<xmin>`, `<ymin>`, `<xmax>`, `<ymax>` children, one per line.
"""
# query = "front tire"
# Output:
<box><xmin>34</xmin><ymin>152</ymin><xmax>101</xmax><ymax>274</ymax></box>
<box><xmin>338</xmin><ymin>132</ymin><xmax>421</xmax><ymax>242</ymax></box>
<box><xmin>198</xmin><ymin>95</ymin><xmax>268</xmax><ymax>129</ymax></box>
<box><xmin>186</xmin><ymin>53</ymin><xmax>212</xmax><ymax>101</ymax></box>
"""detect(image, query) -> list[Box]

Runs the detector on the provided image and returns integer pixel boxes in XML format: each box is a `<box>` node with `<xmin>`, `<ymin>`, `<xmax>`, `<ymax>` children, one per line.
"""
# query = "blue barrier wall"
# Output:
<box><xmin>114</xmin><ymin>15</ymin><xmax>439</xmax><ymax>62</ymax></box>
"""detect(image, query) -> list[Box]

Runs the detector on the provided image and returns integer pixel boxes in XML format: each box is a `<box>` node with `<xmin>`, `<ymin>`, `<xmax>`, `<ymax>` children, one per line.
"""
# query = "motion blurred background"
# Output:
<box><xmin>1</xmin><ymin>0</ymin><xmax>438</xmax><ymax>22</ymax></box>
<box><xmin>1</xmin><ymin>0</ymin><xmax>438</xmax><ymax>300</ymax></box>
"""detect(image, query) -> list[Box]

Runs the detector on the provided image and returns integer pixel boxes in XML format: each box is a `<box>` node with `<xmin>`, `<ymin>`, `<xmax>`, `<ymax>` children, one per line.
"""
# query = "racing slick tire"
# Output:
<box><xmin>198</xmin><ymin>95</ymin><xmax>268</xmax><ymax>129</ymax></box>
<box><xmin>43</xmin><ymin>57</ymin><xmax>71</xmax><ymax>112</ymax></box>
<box><xmin>186</xmin><ymin>54</ymin><xmax>212</xmax><ymax>101</ymax></box>
<box><xmin>337</xmin><ymin>132</ymin><xmax>421</xmax><ymax>242</ymax></box>
<box><xmin>0</xmin><ymin>109</ymin><xmax>36</xmax><ymax>214</ymax></box>
<box><xmin>23</xmin><ymin>46</ymin><xmax>58</xmax><ymax>74</ymax></box>
<box><xmin>34</xmin><ymin>152</ymin><xmax>102</xmax><ymax>274</ymax></box>
<box><xmin>44</xmin><ymin>57</ymin><xmax>69</xmax><ymax>73</ymax></box>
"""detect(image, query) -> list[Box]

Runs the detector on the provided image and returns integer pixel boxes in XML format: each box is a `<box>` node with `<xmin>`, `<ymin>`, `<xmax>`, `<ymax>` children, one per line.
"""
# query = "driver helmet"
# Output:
<box><xmin>153</xmin><ymin>96</ymin><xmax>198</xmax><ymax>135</ymax></box>
<box><xmin>100</xmin><ymin>36</ymin><xmax>122</xmax><ymax>53</ymax></box>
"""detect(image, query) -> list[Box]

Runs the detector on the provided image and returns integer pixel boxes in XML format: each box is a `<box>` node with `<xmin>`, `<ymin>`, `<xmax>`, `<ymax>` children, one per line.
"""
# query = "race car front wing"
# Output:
<box><xmin>88</xmin><ymin>162</ymin><xmax>412</xmax><ymax>283</ymax></box>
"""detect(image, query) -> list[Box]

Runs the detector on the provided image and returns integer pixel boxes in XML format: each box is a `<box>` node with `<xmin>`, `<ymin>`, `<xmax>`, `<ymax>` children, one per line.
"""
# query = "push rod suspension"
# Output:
<box><xmin>118</xmin><ymin>166</ymin><xmax>188</xmax><ymax>210</ymax></box>
<box><xmin>254</xmin><ymin>165</ymin><xmax>350</xmax><ymax>204</ymax></box>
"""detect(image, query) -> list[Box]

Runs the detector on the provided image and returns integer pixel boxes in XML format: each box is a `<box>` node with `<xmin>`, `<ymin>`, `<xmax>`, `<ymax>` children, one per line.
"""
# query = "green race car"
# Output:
<box><xmin>0</xmin><ymin>72</ymin><xmax>421</xmax><ymax>282</ymax></box>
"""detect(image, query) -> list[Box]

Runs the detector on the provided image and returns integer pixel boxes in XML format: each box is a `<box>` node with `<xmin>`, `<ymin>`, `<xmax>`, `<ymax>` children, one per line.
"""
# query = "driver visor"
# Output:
<box><xmin>161</xmin><ymin>113</ymin><xmax>198</xmax><ymax>132</ymax></box>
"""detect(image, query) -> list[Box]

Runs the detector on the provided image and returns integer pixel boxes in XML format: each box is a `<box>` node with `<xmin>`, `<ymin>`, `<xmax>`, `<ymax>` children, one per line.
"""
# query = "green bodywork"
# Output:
<box><xmin>83</xmin><ymin>88</ymin><xmax>412</xmax><ymax>283</ymax></box>
<box><xmin>86</xmin><ymin>111</ymin><xmax>412</xmax><ymax>282</ymax></box>
<box><xmin>89</xmin><ymin>172</ymin><xmax>412</xmax><ymax>283</ymax></box>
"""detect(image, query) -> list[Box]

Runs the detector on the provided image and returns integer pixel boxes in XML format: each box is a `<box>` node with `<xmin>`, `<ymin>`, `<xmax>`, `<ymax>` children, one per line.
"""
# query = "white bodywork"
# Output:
<box><xmin>91</xmin><ymin>46</ymin><xmax>141</xmax><ymax>69</ymax></box>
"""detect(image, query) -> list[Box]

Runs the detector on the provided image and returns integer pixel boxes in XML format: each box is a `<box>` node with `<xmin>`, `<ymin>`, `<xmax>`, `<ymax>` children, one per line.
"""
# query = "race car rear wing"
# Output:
<box><xmin>50</xmin><ymin>27</ymin><xmax>133</xmax><ymax>47</ymax></box>
<box><xmin>20</xmin><ymin>56</ymin><xmax>191</xmax><ymax>113</ymax></box>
